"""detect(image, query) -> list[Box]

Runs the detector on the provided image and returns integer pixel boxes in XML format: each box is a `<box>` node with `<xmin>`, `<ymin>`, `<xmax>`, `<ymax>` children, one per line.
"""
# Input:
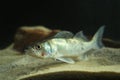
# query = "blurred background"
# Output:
<box><xmin>1</xmin><ymin>0</ymin><xmax>120</xmax><ymax>49</ymax></box>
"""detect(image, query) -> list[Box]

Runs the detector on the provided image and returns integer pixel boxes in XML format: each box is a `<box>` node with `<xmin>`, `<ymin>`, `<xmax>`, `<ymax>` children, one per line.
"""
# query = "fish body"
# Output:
<box><xmin>26</xmin><ymin>26</ymin><xmax>105</xmax><ymax>64</ymax></box>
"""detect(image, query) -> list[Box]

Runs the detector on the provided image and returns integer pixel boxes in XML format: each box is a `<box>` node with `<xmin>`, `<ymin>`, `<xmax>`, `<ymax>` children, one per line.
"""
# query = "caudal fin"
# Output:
<box><xmin>91</xmin><ymin>25</ymin><xmax>105</xmax><ymax>49</ymax></box>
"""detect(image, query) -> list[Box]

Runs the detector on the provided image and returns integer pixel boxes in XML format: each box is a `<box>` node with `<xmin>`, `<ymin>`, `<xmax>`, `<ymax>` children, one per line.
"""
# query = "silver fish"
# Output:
<box><xmin>25</xmin><ymin>26</ymin><xmax>105</xmax><ymax>64</ymax></box>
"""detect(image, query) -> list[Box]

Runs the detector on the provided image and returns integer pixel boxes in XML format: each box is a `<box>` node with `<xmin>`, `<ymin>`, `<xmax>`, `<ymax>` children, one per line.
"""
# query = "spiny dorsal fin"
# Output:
<box><xmin>54</xmin><ymin>31</ymin><xmax>74</xmax><ymax>38</ymax></box>
<box><xmin>74</xmin><ymin>31</ymin><xmax>88</xmax><ymax>41</ymax></box>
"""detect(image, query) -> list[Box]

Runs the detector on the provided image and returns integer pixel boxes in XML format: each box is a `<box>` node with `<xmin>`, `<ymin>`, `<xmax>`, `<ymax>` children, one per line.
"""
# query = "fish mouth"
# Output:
<box><xmin>30</xmin><ymin>52</ymin><xmax>46</xmax><ymax>59</ymax></box>
<box><xmin>41</xmin><ymin>52</ymin><xmax>46</xmax><ymax>57</ymax></box>
<box><xmin>28</xmin><ymin>52</ymin><xmax>45</xmax><ymax>59</ymax></box>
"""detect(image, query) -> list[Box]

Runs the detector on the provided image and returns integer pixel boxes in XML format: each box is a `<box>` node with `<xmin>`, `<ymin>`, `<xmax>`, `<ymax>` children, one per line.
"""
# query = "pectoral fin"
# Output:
<box><xmin>56</xmin><ymin>57</ymin><xmax>75</xmax><ymax>64</ymax></box>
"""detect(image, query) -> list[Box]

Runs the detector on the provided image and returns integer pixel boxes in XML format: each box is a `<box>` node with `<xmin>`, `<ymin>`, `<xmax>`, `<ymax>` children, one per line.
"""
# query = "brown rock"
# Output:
<box><xmin>13</xmin><ymin>26</ymin><xmax>60</xmax><ymax>53</ymax></box>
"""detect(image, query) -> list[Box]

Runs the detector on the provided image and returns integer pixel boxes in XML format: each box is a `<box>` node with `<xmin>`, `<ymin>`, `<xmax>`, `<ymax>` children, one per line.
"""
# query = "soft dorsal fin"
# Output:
<box><xmin>74</xmin><ymin>31</ymin><xmax>88</xmax><ymax>41</ymax></box>
<box><xmin>54</xmin><ymin>31</ymin><xmax>74</xmax><ymax>38</ymax></box>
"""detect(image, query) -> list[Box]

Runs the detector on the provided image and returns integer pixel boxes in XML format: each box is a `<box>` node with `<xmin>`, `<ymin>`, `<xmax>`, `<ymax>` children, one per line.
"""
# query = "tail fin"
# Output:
<box><xmin>91</xmin><ymin>25</ymin><xmax>105</xmax><ymax>49</ymax></box>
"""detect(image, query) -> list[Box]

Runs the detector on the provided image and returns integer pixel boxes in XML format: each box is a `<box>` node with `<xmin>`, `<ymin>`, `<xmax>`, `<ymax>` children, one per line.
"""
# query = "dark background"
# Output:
<box><xmin>1</xmin><ymin>0</ymin><xmax>120</xmax><ymax>49</ymax></box>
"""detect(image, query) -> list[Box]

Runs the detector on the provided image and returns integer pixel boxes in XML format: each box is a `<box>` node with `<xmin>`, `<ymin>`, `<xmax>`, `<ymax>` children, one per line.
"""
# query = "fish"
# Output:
<box><xmin>25</xmin><ymin>26</ymin><xmax>105</xmax><ymax>64</ymax></box>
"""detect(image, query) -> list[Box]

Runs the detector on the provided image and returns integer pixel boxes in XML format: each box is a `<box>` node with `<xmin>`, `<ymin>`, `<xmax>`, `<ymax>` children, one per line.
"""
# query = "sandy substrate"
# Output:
<box><xmin>0</xmin><ymin>44</ymin><xmax>120</xmax><ymax>80</ymax></box>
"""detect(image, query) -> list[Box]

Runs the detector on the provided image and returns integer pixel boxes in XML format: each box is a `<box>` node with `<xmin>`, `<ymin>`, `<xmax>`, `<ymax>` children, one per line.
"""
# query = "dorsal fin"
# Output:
<box><xmin>74</xmin><ymin>31</ymin><xmax>88</xmax><ymax>41</ymax></box>
<box><xmin>54</xmin><ymin>31</ymin><xmax>74</xmax><ymax>38</ymax></box>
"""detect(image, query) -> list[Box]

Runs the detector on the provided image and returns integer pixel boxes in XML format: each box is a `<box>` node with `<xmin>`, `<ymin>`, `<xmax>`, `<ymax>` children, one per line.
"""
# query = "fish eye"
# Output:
<box><xmin>37</xmin><ymin>45</ymin><xmax>40</xmax><ymax>48</ymax></box>
<box><xmin>34</xmin><ymin>45</ymin><xmax>41</xmax><ymax>50</ymax></box>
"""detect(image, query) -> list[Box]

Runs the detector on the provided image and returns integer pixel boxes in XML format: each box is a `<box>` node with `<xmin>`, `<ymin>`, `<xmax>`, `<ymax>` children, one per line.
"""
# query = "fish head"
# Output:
<box><xmin>25</xmin><ymin>41</ymin><xmax>51</xmax><ymax>59</ymax></box>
